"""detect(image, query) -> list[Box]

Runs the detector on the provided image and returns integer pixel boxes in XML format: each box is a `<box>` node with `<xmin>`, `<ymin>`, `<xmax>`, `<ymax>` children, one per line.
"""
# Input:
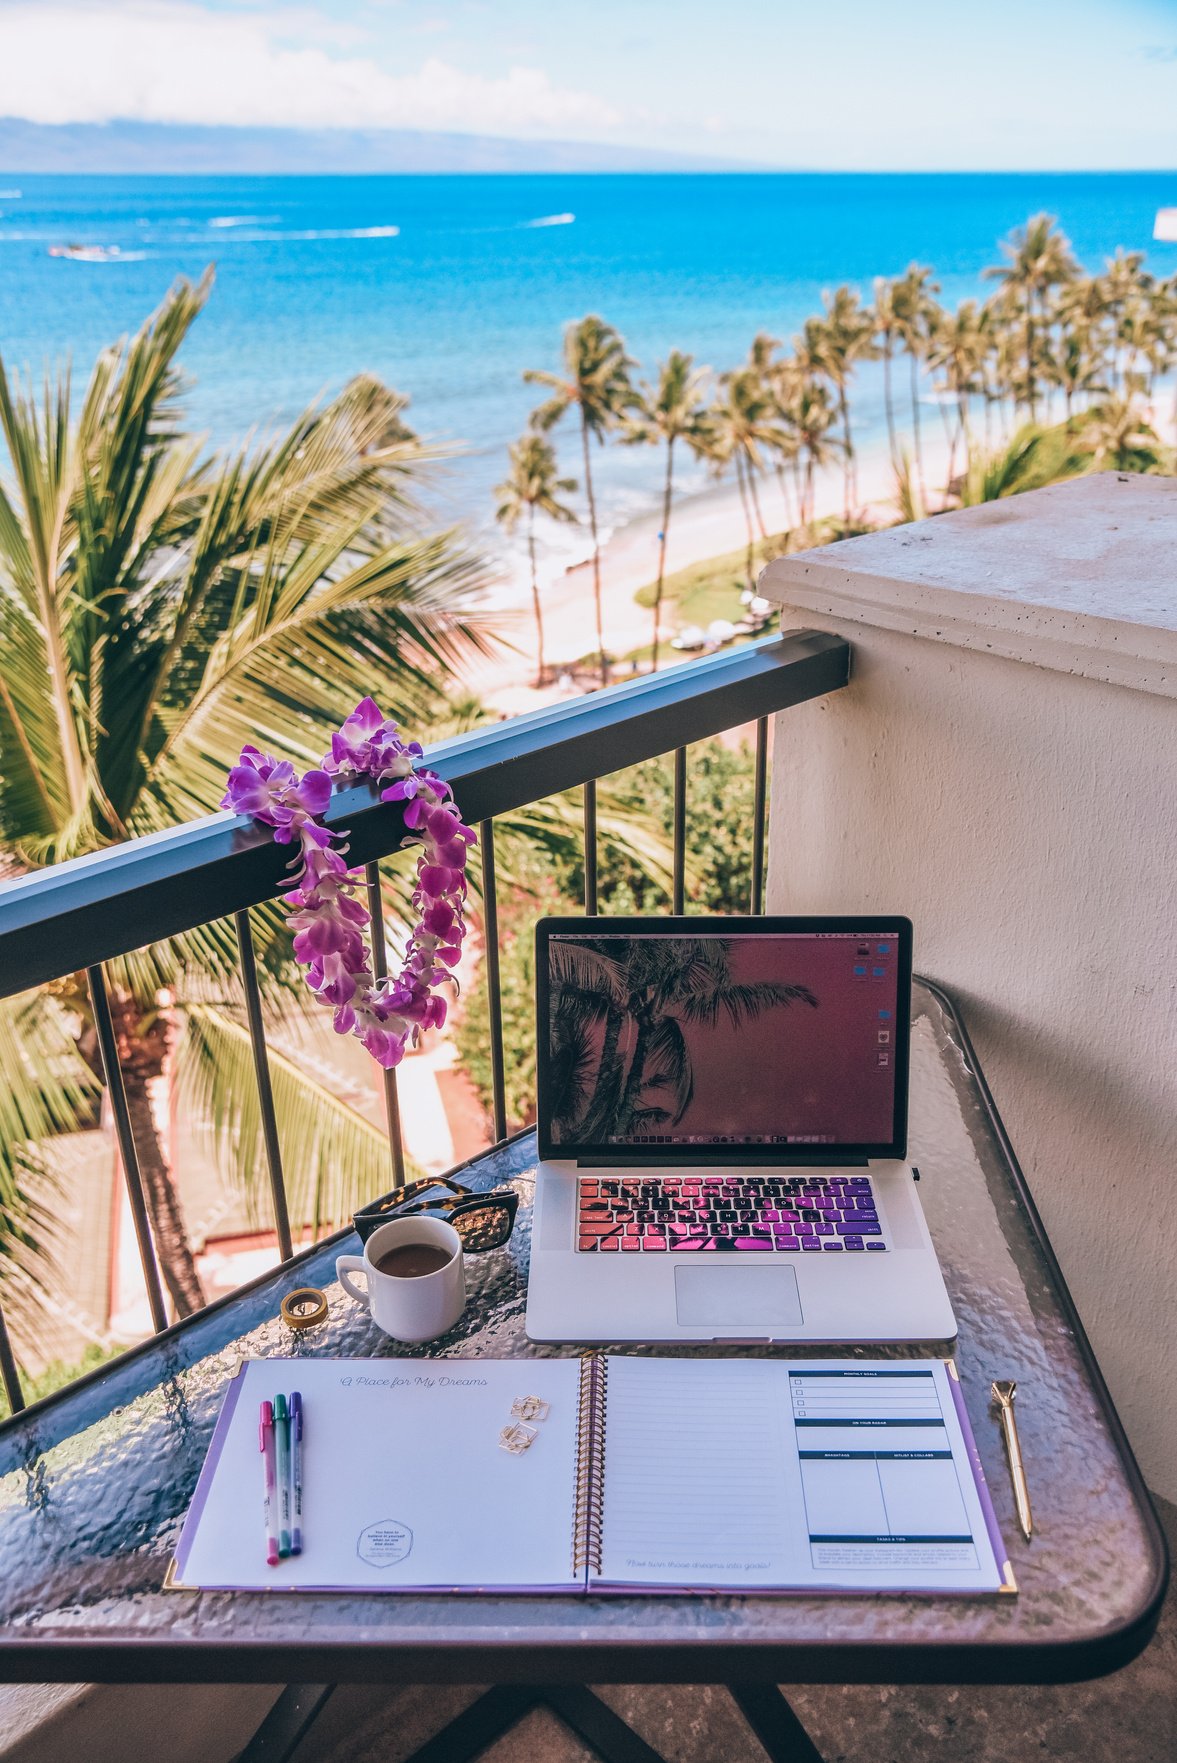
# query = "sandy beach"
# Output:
<box><xmin>467</xmin><ymin>424</ymin><xmax>955</xmax><ymax>712</ymax></box>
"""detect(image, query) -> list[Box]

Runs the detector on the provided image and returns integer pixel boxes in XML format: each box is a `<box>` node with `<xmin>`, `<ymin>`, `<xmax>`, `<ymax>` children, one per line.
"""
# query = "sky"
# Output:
<box><xmin>0</xmin><ymin>0</ymin><xmax>1174</xmax><ymax>169</ymax></box>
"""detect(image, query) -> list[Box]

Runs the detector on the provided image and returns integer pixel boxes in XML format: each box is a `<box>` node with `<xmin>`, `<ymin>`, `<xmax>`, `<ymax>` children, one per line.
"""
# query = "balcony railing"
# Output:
<box><xmin>0</xmin><ymin>630</ymin><xmax>851</xmax><ymax>1419</ymax></box>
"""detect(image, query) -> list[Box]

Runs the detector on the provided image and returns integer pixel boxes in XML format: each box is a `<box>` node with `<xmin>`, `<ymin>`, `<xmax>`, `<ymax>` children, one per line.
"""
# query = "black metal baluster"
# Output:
<box><xmin>479</xmin><ymin>821</ymin><xmax>508</xmax><ymax>1142</ymax></box>
<box><xmin>364</xmin><ymin>862</ymin><xmax>407</xmax><ymax>1190</ymax></box>
<box><xmin>0</xmin><ymin>1299</ymin><xmax>24</xmax><ymax>1416</ymax></box>
<box><xmin>583</xmin><ymin>779</ymin><xmax>598</xmax><ymax>915</ymax></box>
<box><xmin>751</xmin><ymin>714</ymin><xmax>769</xmax><ymax>914</ymax></box>
<box><xmin>672</xmin><ymin>746</ymin><xmax>687</xmax><ymax>914</ymax></box>
<box><xmin>85</xmin><ymin>965</ymin><xmax>169</xmax><ymax>1333</ymax></box>
<box><xmin>233</xmin><ymin>911</ymin><xmax>294</xmax><ymax>1261</ymax></box>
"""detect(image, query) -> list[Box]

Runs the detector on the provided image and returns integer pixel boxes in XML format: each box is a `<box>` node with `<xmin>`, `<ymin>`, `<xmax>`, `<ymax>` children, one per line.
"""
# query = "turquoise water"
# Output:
<box><xmin>0</xmin><ymin>172</ymin><xmax>1173</xmax><ymax>542</ymax></box>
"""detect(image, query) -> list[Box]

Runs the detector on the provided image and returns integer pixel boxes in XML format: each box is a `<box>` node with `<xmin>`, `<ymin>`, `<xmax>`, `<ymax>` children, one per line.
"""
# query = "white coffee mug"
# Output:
<box><xmin>336</xmin><ymin>1216</ymin><xmax>466</xmax><ymax>1343</ymax></box>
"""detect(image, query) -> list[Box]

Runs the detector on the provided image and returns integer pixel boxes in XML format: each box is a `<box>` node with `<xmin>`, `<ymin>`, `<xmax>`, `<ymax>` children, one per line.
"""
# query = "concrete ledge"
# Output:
<box><xmin>761</xmin><ymin>473</ymin><xmax>1177</xmax><ymax>699</ymax></box>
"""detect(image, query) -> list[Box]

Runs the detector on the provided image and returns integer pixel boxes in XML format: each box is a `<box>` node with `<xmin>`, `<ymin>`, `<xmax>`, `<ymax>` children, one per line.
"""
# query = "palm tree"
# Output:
<box><xmin>549</xmin><ymin>937</ymin><xmax>817</xmax><ymax>1143</ymax></box>
<box><xmin>891</xmin><ymin>264</ymin><xmax>941</xmax><ymax>505</ymax></box>
<box><xmin>925</xmin><ymin>299</ymin><xmax>990</xmax><ymax>498</ymax></box>
<box><xmin>703</xmin><ymin>368</ymin><xmax>790</xmax><ymax>591</ymax></box>
<box><xmin>1043</xmin><ymin>325</ymin><xmax>1107</xmax><ymax>419</ymax></box>
<box><xmin>624</xmin><ymin>351</ymin><xmax>713</xmax><ymax>672</ymax></box>
<box><xmin>1082</xmin><ymin>395</ymin><xmax>1163</xmax><ymax>472</ymax></box>
<box><xmin>0</xmin><ymin>272</ymin><xmax>491</xmax><ymax>1318</ymax></box>
<box><xmin>525</xmin><ymin>316</ymin><xmax>637</xmax><ymax>686</ymax></box>
<box><xmin>748</xmin><ymin>338</ymin><xmax>804</xmax><ymax>531</ymax></box>
<box><xmin>873</xmin><ymin>277</ymin><xmax>903</xmax><ymax>467</ymax></box>
<box><xmin>809</xmin><ymin>286</ymin><xmax>879</xmax><ymax>520</ymax></box>
<box><xmin>494</xmin><ymin>434</ymin><xmax>577</xmax><ymax>686</ymax></box>
<box><xmin>984</xmin><ymin>214</ymin><xmax>1078</xmax><ymax>422</ymax></box>
<box><xmin>784</xmin><ymin>375</ymin><xmax>841</xmax><ymax>527</ymax></box>
<box><xmin>1099</xmin><ymin>249</ymin><xmax>1153</xmax><ymax>392</ymax></box>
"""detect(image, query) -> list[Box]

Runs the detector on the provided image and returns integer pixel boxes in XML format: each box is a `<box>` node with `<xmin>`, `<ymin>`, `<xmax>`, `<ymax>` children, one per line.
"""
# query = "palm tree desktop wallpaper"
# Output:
<box><xmin>546</xmin><ymin>934</ymin><xmax>902</xmax><ymax>1148</ymax></box>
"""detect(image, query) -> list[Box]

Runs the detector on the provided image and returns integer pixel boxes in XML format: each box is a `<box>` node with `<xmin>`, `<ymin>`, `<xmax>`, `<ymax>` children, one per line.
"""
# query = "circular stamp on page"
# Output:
<box><xmin>357</xmin><ymin>1518</ymin><xmax>414</xmax><ymax>1567</ymax></box>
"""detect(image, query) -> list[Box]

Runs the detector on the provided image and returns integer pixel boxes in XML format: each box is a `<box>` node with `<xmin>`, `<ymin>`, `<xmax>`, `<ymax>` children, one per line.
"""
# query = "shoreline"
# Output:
<box><xmin>468</xmin><ymin>422</ymin><xmax>957</xmax><ymax>709</ymax></box>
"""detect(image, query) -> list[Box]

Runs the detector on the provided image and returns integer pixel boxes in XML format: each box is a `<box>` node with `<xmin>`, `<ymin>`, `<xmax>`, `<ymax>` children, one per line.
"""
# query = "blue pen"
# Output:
<box><xmin>273</xmin><ymin>1393</ymin><xmax>292</xmax><ymax>1559</ymax></box>
<box><xmin>290</xmin><ymin>1392</ymin><xmax>304</xmax><ymax>1555</ymax></box>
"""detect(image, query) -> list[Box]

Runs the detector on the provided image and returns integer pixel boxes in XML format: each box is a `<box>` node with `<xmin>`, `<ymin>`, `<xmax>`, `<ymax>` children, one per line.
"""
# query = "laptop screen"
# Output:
<box><xmin>536</xmin><ymin>918</ymin><xmax>911</xmax><ymax>1161</ymax></box>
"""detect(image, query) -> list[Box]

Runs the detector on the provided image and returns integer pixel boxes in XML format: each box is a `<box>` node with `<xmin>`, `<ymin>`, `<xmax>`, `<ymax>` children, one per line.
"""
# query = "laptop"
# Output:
<box><xmin>525</xmin><ymin>916</ymin><xmax>956</xmax><ymax>1345</ymax></box>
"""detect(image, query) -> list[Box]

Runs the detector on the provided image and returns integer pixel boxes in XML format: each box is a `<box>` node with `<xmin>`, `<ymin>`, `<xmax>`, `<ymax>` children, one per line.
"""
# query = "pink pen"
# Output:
<box><xmin>259</xmin><ymin>1400</ymin><xmax>279</xmax><ymax>1567</ymax></box>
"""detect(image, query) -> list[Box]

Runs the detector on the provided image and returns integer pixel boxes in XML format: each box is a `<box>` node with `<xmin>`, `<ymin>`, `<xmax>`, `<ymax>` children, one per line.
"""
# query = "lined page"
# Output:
<box><xmin>595</xmin><ymin>1357</ymin><xmax>808</xmax><ymax>1587</ymax></box>
<box><xmin>174</xmin><ymin>1357</ymin><xmax>583</xmax><ymax>1592</ymax></box>
<box><xmin>594</xmin><ymin>1357</ymin><xmax>1007</xmax><ymax>1593</ymax></box>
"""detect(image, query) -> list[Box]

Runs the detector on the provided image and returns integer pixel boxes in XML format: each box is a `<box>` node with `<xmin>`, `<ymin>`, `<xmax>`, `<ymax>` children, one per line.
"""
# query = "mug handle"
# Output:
<box><xmin>336</xmin><ymin>1255</ymin><xmax>369</xmax><ymax>1307</ymax></box>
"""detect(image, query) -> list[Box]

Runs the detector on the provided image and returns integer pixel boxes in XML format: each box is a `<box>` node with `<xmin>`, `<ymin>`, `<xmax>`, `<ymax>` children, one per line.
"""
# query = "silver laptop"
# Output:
<box><xmin>525</xmin><ymin>916</ymin><xmax>956</xmax><ymax>1345</ymax></box>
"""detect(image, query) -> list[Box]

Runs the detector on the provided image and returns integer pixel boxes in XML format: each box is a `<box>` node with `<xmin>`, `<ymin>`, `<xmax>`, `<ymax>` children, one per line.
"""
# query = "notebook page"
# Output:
<box><xmin>174</xmin><ymin>1357</ymin><xmax>583</xmax><ymax>1592</ymax></box>
<box><xmin>595</xmin><ymin>1357</ymin><xmax>808</xmax><ymax>1588</ymax></box>
<box><xmin>593</xmin><ymin>1358</ymin><xmax>1007</xmax><ymax>1593</ymax></box>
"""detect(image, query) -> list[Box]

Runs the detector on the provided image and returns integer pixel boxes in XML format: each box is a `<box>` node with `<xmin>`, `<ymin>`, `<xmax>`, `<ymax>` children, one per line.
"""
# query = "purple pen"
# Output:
<box><xmin>259</xmin><ymin>1399</ymin><xmax>279</xmax><ymax>1568</ymax></box>
<box><xmin>290</xmin><ymin>1392</ymin><xmax>303</xmax><ymax>1555</ymax></box>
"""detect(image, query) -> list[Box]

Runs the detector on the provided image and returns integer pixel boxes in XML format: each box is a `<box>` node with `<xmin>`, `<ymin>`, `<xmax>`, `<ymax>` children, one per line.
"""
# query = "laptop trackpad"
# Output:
<box><xmin>674</xmin><ymin>1265</ymin><xmax>803</xmax><ymax>1328</ymax></box>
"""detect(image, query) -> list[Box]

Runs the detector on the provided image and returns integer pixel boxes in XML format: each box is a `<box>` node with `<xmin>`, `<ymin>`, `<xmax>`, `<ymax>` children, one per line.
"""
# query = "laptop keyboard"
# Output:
<box><xmin>576</xmin><ymin>1174</ymin><xmax>890</xmax><ymax>1254</ymax></box>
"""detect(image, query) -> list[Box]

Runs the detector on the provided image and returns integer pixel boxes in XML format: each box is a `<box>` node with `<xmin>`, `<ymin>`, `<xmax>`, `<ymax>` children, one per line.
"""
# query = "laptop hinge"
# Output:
<box><xmin>573</xmin><ymin>1151</ymin><xmax>873</xmax><ymax>1169</ymax></box>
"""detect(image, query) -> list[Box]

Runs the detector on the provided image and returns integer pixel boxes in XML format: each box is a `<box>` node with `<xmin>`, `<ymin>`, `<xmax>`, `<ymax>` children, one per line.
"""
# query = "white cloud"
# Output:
<box><xmin>0</xmin><ymin>1</ymin><xmax>624</xmax><ymax>136</ymax></box>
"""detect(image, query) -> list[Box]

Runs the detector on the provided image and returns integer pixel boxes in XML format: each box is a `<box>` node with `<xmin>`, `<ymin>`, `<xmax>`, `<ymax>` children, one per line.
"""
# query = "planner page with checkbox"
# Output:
<box><xmin>591</xmin><ymin>1357</ymin><xmax>1013</xmax><ymax>1594</ymax></box>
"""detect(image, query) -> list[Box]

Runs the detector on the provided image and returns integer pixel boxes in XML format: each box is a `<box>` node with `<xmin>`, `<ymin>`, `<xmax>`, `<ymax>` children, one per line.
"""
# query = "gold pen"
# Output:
<box><xmin>991</xmin><ymin>1380</ymin><xmax>1033</xmax><ymax>1540</ymax></box>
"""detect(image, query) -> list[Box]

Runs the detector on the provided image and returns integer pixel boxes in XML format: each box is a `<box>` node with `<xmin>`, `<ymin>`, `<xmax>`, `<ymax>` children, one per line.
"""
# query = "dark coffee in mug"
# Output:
<box><xmin>373</xmin><ymin>1243</ymin><xmax>453</xmax><ymax>1279</ymax></box>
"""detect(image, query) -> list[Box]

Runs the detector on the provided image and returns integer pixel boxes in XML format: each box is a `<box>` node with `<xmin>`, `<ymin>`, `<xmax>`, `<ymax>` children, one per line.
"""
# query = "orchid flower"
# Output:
<box><xmin>221</xmin><ymin>705</ymin><xmax>475</xmax><ymax>1069</ymax></box>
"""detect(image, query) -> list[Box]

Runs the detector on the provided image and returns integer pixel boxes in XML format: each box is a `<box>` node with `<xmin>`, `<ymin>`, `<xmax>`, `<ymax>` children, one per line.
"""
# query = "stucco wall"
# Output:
<box><xmin>761</xmin><ymin>480</ymin><xmax>1177</xmax><ymax>1500</ymax></box>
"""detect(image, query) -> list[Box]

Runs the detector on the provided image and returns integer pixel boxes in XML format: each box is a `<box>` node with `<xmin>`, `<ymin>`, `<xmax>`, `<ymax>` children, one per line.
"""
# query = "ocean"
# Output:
<box><xmin>0</xmin><ymin>171</ymin><xmax>1173</xmax><ymax>578</ymax></box>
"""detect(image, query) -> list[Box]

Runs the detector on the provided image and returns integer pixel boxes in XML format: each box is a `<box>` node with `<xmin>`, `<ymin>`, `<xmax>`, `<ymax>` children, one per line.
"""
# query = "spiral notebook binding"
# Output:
<box><xmin>571</xmin><ymin>1355</ymin><xmax>607</xmax><ymax>1577</ymax></box>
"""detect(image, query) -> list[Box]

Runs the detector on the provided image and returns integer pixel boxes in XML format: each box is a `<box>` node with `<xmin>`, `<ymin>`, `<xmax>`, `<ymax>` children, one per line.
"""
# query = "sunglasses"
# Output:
<box><xmin>353</xmin><ymin>1176</ymin><xmax>520</xmax><ymax>1253</ymax></box>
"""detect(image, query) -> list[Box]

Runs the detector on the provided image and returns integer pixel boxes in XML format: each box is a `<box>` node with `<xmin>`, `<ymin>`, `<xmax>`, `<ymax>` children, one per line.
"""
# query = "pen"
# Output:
<box><xmin>290</xmin><ymin>1392</ymin><xmax>303</xmax><ymax>1555</ymax></box>
<box><xmin>259</xmin><ymin>1400</ymin><xmax>279</xmax><ymax>1568</ymax></box>
<box><xmin>991</xmin><ymin>1379</ymin><xmax>1033</xmax><ymax>1541</ymax></box>
<box><xmin>273</xmin><ymin>1393</ymin><xmax>293</xmax><ymax>1558</ymax></box>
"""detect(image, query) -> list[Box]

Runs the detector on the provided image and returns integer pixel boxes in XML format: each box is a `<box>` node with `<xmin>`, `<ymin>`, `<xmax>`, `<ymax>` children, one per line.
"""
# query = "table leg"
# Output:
<box><xmin>240</xmin><ymin>1681</ymin><xmax>826</xmax><ymax>1763</ymax></box>
<box><xmin>729</xmin><ymin>1684</ymin><xmax>826</xmax><ymax>1762</ymax></box>
<box><xmin>236</xmin><ymin>1683</ymin><xmax>335</xmax><ymax>1761</ymax></box>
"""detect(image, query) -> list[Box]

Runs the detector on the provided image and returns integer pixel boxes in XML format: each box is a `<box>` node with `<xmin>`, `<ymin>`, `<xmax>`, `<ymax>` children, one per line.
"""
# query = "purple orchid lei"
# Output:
<box><xmin>221</xmin><ymin>698</ymin><xmax>475</xmax><ymax>1069</ymax></box>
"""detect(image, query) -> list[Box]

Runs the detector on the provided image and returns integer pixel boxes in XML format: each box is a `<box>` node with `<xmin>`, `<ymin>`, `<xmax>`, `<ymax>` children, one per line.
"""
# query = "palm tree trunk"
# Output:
<box><xmin>838</xmin><ymin>385</ymin><xmax>854</xmax><ymax>521</ymax></box>
<box><xmin>804</xmin><ymin>451</ymin><xmax>816</xmax><ymax>526</ymax></box>
<box><xmin>615</xmin><ymin>1013</ymin><xmax>653</xmax><ymax>1135</ymax></box>
<box><xmin>909</xmin><ymin>347</ymin><xmax>927</xmax><ymax>507</ymax></box>
<box><xmin>110</xmin><ymin>991</ymin><xmax>205</xmax><ymax>1317</ymax></box>
<box><xmin>527</xmin><ymin>505</ymin><xmax>545</xmax><ymax>687</ymax></box>
<box><xmin>936</xmin><ymin>398</ymin><xmax>954</xmax><ymax>510</ymax></box>
<box><xmin>1025</xmin><ymin>299</ymin><xmax>1037</xmax><ymax>423</ymax></box>
<box><xmin>882</xmin><ymin>338</ymin><xmax>898</xmax><ymax>466</ymax></box>
<box><xmin>775</xmin><ymin>462</ymin><xmax>795</xmax><ymax>531</ymax></box>
<box><xmin>791</xmin><ymin>457</ymin><xmax>806</xmax><ymax>529</ymax></box>
<box><xmin>734</xmin><ymin>453</ymin><xmax>756</xmax><ymax>591</ymax></box>
<box><xmin>582</xmin><ymin>1005</ymin><xmax>625</xmax><ymax>1139</ymax></box>
<box><xmin>651</xmin><ymin>438</ymin><xmax>675</xmax><ymax>674</ymax></box>
<box><xmin>579</xmin><ymin>408</ymin><xmax>608</xmax><ymax>687</ymax></box>
<box><xmin>746</xmin><ymin>464</ymin><xmax>768</xmax><ymax>542</ymax></box>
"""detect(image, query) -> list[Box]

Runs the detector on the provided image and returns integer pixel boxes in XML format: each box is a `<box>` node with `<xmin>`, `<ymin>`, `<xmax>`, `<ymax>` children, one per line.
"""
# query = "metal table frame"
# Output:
<box><xmin>0</xmin><ymin>982</ymin><xmax>1167</xmax><ymax>1763</ymax></box>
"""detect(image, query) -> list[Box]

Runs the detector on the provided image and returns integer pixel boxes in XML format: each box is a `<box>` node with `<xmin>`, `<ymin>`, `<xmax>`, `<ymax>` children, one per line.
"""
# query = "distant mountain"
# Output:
<box><xmin>0</xmin><ymin>119</ymin><xmax>744</xmax><ymax>175</ymax></box>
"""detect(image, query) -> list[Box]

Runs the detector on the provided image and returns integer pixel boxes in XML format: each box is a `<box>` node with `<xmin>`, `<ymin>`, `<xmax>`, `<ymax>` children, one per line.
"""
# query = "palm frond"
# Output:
<box><xmin>176</xmin><ymin>1003</ymin><xmax>424</xmax><ymax>1237</ymax></box>
<box><xmin>644</xmin><ymin>1016</ymin><xmax>693</xmax><ymax>1122</ymax></box>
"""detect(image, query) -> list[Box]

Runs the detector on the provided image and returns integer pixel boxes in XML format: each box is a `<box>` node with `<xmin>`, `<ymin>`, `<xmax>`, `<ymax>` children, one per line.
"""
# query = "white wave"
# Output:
<box><xmin>205</xmin><ymin>225</ymin><xmax>400</xmax><ymax>243</ymax></box>
<box><xmin>0</xmin><ymin>189</ymin><xmax>21</xmax><ymax>199</ymax></box>
<box><xmin>208</xmin><ymin>214</ymin><xmax>276</xmax><ymax>228</ymax></box>
<box><xmin>522</xmin><ymin>212</ymin><xmax>575</xmax><ymax>228</ymax></box>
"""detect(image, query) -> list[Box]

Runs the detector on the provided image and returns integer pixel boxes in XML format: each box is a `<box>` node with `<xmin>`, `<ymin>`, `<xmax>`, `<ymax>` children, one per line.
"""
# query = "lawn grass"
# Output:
<box><xmin>632</xmin><ymin>533</ymin><xmax>789</xmax><ymax>631</ymax></box>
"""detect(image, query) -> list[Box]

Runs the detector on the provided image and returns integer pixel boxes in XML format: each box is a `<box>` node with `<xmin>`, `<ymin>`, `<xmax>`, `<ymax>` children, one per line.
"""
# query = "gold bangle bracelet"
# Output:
<box><xmin>280</xmin><ymin>1287</ymin><xmax>329</xmax><ymax>1330</ymax></box>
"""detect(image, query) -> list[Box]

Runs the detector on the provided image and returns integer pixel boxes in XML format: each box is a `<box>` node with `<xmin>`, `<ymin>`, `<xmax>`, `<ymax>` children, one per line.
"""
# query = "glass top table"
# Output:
<box><xmin>0</xmin><ymin>980</ymin><xmax>1166</xmax><ymax>1687</ymax></box>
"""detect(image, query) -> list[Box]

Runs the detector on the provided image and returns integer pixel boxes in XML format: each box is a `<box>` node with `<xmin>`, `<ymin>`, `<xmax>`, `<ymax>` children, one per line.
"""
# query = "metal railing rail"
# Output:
<box><xmin>0</xmin><ymin>631</ymin><xmax>851</xmax><ymax>1415</ymax></box>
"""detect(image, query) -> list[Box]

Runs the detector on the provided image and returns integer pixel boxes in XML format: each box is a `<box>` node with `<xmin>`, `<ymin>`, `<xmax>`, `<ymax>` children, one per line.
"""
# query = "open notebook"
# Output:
<box><xmin>171</xmin><ymin>1356</ymin><xmax>1013</xmax><ymax>1595</ymax></box>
